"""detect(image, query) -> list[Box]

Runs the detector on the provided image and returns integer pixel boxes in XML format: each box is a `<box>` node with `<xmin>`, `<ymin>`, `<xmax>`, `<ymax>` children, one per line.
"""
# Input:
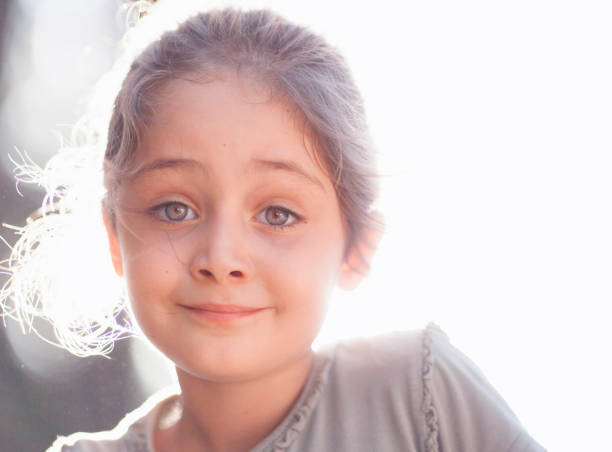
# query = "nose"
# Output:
<box><xmin>188</xmin><ymin>212</ymin><xmax>251</xmax><ymax>284</ymax></box>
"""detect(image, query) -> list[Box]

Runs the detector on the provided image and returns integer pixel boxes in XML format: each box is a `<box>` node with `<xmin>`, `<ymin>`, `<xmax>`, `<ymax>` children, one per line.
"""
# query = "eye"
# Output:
<box><xmin>257</xmin><ymin>206</ymin><xmax>300</xmax><ymax>229</ymax></box>
<box><xmin>150</xmin><ymin>202</ymin><xmax>197</xmax><ymax>222</ymax></box>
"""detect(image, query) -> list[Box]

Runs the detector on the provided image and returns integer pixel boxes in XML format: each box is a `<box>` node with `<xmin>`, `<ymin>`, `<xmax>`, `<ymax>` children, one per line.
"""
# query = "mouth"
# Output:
<box><xmin>178</xmin><ymin>303</ymin><xmax>268</xmax><ymax>324</ymax></box>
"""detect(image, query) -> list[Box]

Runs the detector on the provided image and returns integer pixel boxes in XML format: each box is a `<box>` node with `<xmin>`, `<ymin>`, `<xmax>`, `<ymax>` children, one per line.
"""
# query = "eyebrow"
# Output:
<box><xmin>248</xmin><ymin>158</ymin><xmax>325</xmax><ymax>191</ymax></box>
<box><xmin>130</xmin><ymin>157</ymin><xmax>325</xmax><ymax>191</ymax></box>
<box><xmin>131</xmin><ymin>158</ymin><xmax>208</xmax><ymax>179</ymax></box>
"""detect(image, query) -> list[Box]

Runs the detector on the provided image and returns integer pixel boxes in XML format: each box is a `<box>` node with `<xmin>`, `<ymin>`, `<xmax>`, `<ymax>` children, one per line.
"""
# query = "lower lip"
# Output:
<box><xmin>180</xmin><ymin>306</ymin><xmax>267</xmax><ymax>324</ymax></box>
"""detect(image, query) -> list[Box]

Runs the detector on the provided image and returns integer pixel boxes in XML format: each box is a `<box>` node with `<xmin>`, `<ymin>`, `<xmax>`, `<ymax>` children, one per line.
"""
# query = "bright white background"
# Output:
<box><xmin>2</xmin><ymin>1</ymin><xmax>610</xmax><ymax>451</ymax></box>
<box><xmin>274</xmin><ymin>2</ymin><xmax>611</xmax><ymax>451</ymax></box>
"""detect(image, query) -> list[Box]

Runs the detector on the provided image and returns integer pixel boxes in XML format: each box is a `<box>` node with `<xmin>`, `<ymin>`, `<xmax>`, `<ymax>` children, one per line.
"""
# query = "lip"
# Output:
<box><xmin>178</xmin><ymin>303</ymin><xmax>268</xmax><ymax>324</ymax></box>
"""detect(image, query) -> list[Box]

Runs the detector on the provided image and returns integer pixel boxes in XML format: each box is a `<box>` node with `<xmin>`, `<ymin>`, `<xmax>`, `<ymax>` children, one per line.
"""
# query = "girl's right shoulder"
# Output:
<box><xmin>47</xmin><ymin>386</ymin><xmax>181</xmax><ymax>452</ymax></box>
<box><xmin>47</xmin><ymin>418</ymin><xmax>149</xmax><ymax>452</ymax></box>
<box><xmin>48</xmin><ymin>436</ymin><xmax>129</xmax><ymax>452</ymax></box>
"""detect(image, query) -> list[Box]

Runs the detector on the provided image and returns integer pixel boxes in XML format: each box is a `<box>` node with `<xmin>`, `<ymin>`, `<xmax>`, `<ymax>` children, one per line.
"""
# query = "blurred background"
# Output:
<box><xmin>0</xmin><ymin>2</ymin><xmax>176</xmax><ymax>451</ymax></box>
<box><xmin>1</xmin><ymin>0</ymin><xmax>610</xmax><ymax>451</ymax></box>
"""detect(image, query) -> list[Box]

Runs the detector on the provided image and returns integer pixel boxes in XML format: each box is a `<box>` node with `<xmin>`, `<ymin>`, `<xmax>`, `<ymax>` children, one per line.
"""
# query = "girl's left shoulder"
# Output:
<box><xmin>325</xmin><ymin>324</ymin><xmax>547</xmax><ymax>452</ymax></box>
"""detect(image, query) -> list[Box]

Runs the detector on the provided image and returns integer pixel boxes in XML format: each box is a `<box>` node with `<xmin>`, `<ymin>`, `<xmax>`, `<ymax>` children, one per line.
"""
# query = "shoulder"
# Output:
<box><xmin>332</xmin><ymin>327</ymin><xmax>423</xmax><ymax>373</ymax></box>
<box><xmin>422</xmin><ymin>324</ymin><xmax>546</xmax><ymax>452</ymax></box>
<box><xmin>46</xmin><ymin>385</ymin><xmax>180</xmax><ymax>452</ymax></box>
<box><xmin>326</xmin><ymin>324</ymin><xmax>546</xmax><ymax>452</ymax></box>
<box><xmin>46</xmin><ymin>424</ymin><xmax>146</xmax><ymax>452</ymax></box>
<box><xmin>325</xmin><ymin>328</ymin><xmax>424</xmax><ymax>406</ymax></box>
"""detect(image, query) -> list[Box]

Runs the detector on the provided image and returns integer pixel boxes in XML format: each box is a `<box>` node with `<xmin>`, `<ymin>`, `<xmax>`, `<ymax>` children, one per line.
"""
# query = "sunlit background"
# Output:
<box><xmin>0</xmin><ymin>1</ymin><xmax>610</xmax><ymax>451</ymax></box>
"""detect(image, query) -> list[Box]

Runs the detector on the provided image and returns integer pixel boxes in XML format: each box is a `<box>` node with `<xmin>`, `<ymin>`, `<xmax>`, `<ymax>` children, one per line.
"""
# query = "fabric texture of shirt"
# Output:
<box><xmin>48</xmin><ymin>325</ymin><xmax>546</xmax><ymax>452</ymax></box>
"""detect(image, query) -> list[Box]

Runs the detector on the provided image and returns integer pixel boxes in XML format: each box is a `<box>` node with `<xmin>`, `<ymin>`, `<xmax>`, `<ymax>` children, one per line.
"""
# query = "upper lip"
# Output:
<box><xmin>179</xmin><ymin>302</ymin><xmax>266</xmax><ymax>313</ymax></box>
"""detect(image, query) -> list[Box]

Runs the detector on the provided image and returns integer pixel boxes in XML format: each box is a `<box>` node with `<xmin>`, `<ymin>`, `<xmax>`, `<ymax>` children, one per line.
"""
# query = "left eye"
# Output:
<box><xmin>151</xmin><ymin>202</ymin><xmax>196</xmax><ymax>222</ymax></box>
<box><xmin>257</xmin><ymin>206</ymin><xmax>299</xmax><ymax>228</ymax></box>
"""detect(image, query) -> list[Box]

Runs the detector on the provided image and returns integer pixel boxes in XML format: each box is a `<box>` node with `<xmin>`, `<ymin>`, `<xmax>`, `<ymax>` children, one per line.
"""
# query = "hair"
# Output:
<box><xmin>1</xmin><ymin>3</ymin><xmax>382</xmax><ymax>357</ymax></box>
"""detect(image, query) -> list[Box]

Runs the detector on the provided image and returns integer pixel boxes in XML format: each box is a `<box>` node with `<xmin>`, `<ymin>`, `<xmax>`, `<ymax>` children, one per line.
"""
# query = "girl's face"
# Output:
<box><xmin>105</xmin><ymin>74</ymin><xmax>356</xmax><ymax>382</ymax></box>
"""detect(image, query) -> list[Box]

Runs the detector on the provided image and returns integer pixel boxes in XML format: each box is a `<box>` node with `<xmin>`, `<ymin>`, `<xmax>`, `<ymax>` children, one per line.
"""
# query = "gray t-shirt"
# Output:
<box><xmin>48</xmin><ymin>325</ymin><xmax>546</xmax><ymax>451</ymax></box>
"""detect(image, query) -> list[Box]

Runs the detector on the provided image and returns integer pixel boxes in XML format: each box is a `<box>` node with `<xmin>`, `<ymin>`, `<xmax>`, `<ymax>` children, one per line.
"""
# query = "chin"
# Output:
<box><xmin>175</xmin><ymin>357</ymin><xmax>270</xmax><ymax>384</ymax></box>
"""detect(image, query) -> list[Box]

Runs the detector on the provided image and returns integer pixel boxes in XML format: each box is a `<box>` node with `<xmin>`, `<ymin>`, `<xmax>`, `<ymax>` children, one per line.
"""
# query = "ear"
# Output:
<box><xmin>338</xmin><ymin>211</ymin><xmax>385</xmax><ymax>291</ymax></box>
<box><xmin>102</xmin><ymin>210</ymin><xmax>124</xmax><ymax>277</ymax></box>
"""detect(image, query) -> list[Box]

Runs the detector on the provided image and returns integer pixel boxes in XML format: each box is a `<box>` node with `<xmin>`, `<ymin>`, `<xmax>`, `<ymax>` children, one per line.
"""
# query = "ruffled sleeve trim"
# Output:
<box><xmin>262</xmin><ymin>351</ymin><xmax>333</xmax><ymax>452</ymax></box>
<box><xmin>421</xmin><ymin>322</ymin><xmax>446</xmax><ymax>452</ymax></box>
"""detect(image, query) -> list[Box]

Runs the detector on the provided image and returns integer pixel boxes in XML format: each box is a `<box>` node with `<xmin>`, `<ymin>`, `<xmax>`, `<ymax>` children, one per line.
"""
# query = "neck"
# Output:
<box><xmin>159</xmin><ymin>351</ymin><xmax>313</xmax><ymax>452</ymax></box>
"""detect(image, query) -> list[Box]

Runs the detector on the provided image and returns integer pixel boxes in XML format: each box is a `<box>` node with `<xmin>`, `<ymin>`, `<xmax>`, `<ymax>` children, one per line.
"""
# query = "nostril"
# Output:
<box><xmin>195</xmin><ymin>269</ymin><xmax>243</xmax><ymax>279</ymax></box>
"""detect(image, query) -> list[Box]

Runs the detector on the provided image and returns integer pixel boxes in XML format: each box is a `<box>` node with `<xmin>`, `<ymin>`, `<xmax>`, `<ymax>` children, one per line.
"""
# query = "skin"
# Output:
<box><xmin>104</xmin><ymin>73</ymin><xmax>381</xmax><ymax>452</ymax></box>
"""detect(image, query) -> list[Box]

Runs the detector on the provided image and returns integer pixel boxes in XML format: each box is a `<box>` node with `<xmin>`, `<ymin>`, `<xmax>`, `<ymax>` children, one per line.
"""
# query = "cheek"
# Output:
<box><xmin>118</xmin><ymin>233</ymin><xmax>182</xmax><ymax>310</ymax></box>
<box><xmin>257</xmin><ymin>225</ymin><xmax>345</xmax><ymax>306</ymax></box>
<box><xmin>122</xmin><ymin>252</ymin><xmax>183</xmax><ymax>348</ymax></box>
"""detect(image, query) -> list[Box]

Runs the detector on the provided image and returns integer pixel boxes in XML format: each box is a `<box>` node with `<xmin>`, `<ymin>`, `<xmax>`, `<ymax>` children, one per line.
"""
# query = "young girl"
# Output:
<box><xmin>2</xmin><ymin>4</ymin><xmax>545</xmax><ymax>452</ymax></box>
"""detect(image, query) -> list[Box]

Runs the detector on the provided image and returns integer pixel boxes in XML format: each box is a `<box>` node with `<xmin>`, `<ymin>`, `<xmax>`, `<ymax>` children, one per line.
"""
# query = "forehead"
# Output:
<box><xmin>134</xmin><ymin>74</ymin><xmax>328</xmax><ymax>179</ymax></box>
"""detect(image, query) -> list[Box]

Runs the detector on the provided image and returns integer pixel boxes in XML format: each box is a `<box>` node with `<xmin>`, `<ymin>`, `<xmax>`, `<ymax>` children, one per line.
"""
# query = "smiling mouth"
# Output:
<box><xmin>178</xmin><ymin>303</ymin><xmax>268</xmax><ymax>323</ymax></box>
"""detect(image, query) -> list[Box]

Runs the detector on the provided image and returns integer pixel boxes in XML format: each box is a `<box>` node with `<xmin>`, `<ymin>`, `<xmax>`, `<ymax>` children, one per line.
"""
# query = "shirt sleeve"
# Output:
<box><xmin>47</xmin><ymin>437</ymin><xmax>118</xmax><ymax>452</ymax></box>
<box><xmin>423</xmin><ymin>325</ymin><xmax>546</xmax><ymax>452</ymax></box>
<box><xmin>47</xmin><ymin>435</ymin><xmax>128</xmax><ymax>452</ymax></box>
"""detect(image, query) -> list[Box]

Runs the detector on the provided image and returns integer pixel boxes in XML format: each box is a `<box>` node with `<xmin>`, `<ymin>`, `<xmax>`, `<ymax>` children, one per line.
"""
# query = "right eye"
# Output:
<box><xmin>150</xmin><ymin>202</ymin><xmax>197</xmax><ymax>222</ymax></box>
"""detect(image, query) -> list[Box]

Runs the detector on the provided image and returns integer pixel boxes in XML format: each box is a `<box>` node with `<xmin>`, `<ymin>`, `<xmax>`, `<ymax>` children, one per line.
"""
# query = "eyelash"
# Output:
<box><xmin>148</xmin><ymin>202</ymin><xmax>302</xmax><ymax>230</ymax></box>
<box><xmin>149</xmin><ymin>202</ymin><xmax>197</xmax><ymax>223</ymax></box>
<box><xmin>256</xmin><ymin>206</ymin><xmax>301</xmax><ymax>230</ymax></box>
